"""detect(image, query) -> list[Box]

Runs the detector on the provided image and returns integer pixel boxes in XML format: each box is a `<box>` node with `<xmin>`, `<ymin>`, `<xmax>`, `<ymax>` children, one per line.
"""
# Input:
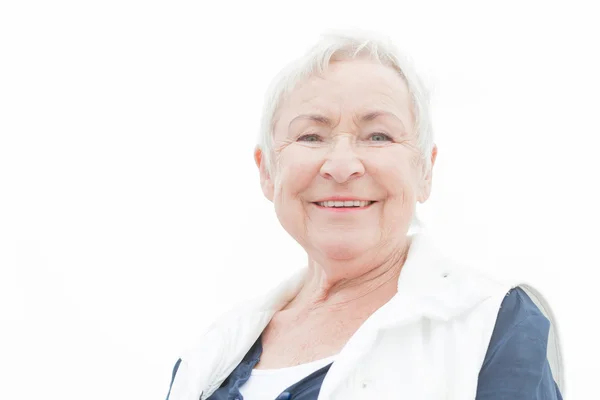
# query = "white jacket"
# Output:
<box><xmin>168</xmin><ymin>232</ymin><xmax>564</xmax><ymax>400</ymax></box>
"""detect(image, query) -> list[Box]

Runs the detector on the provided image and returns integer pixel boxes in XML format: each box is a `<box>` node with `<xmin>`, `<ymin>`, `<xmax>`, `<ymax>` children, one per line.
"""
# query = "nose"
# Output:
<box><xmin>319</xmin><ymin>137</ymin><xmax>365</xmax><ymax>183</ymax></box>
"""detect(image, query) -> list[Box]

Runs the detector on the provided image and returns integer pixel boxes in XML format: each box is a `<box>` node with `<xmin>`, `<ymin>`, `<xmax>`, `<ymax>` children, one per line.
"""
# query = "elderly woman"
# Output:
<box><xmin>165</xmin><ymin>31</ymin><xmax>564</xmax><ymax>399</ymax></box>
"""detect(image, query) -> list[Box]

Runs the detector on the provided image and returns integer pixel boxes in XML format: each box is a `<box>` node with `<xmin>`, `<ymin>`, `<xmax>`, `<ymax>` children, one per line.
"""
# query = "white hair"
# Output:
<box><xmin>257</xmin><ymin>29</ymin><xmax>435</xmax><ymax>179</ymax></box>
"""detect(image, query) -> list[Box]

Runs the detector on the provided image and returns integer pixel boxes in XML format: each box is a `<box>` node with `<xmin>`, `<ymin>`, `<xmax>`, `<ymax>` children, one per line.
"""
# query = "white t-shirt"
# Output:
<box><xmin>238</xmin><ymin>355</ymin><xmax>337</xmax><ymax>399</ymax></box>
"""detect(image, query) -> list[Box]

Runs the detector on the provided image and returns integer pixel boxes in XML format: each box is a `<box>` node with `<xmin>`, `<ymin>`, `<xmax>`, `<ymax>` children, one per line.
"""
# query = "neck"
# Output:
<box><xmin>284</xmin><ymin>238</ymin><xmax>412</xmax><ymax>314</ymax></box>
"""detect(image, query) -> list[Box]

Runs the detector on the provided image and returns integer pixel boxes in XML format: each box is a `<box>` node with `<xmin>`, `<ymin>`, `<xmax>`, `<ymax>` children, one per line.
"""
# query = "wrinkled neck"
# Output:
<box><xmin>284</xmin><ymin>238</ymin><xmax>411</xmax><ymax>314</ymax></box>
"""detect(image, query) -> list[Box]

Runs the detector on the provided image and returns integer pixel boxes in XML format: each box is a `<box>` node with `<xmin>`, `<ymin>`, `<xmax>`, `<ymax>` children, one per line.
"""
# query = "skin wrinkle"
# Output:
<box><xmin>269</xmin><ymin>59</ymin><xmax>416</xmax><ymax>156</ymax></box>
<box><xmin>254</xmin><ymin>59</ymin><xmax>437</xmax><ymax>369</ymax></box>
<box><xmin>306</xmin><ymin>266</ymin><xmax>398</xmax><ymax>312</ymax></box>
<box><xmin>306</xmin><ymin>251</ymin><xmax>406</xmax><ymax>312</ymax></box>
<box><xmin>288</xmin><ymin>110</ymin><xmax>408</xmax><ymax>139</ymax></box>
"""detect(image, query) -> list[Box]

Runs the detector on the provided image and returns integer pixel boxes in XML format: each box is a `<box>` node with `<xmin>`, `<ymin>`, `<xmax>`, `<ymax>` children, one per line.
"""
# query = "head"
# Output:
<box><xmin>254</xmin><ymin>30</ymin><xmax>437</xmax><ymax>276</ymax></box>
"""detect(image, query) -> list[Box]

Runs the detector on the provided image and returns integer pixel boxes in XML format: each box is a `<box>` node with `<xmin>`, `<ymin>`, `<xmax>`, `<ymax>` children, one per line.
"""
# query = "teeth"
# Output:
<box><xmin>317</xmin><ymin>200</ymin><xmax>373</xmax><ymax>208</ymax></box>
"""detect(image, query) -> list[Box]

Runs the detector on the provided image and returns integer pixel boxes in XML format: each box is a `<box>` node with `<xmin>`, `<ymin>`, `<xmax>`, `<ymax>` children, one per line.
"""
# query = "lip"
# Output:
<box><xmin>312</xmin><ymin>196</ymin><xmax>376</xmax><ymax>202</ymax></box>
<box><xmin>311</xmin><ymin>199</ymin><xmax>377</xmax><ymax>212</ymax></box>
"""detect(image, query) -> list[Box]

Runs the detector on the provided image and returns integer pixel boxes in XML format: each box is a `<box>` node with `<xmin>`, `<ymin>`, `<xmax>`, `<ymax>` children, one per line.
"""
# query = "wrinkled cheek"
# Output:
<box><xmin>380</xmin><ymin>179</ymin><xmax>418</xmax><ymax>232</ymax></box>
<box><xmin>395</xmin><ymin>188</ymin><xmax>417</xmax><ymax>217</ymax></box>
<box><xmin>272</xmin><ymin>168</ymin><xmax>294</xmax><ymax>205</ymax></box>
<box><xmin>272</xmin><ymin>171</ymin><xmax>303</xmax><ymax>230</ymax></box>
<box><xmin>272</xmin><ymin>180</ymin><xmax>287</xmax><ymax>221</ymax></box>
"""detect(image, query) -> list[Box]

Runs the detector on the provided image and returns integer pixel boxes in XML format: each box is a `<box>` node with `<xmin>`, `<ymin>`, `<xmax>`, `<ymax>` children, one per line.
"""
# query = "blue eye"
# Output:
<box><xmin>298</xmin><ymin>134</ymin><xmax>322</xmax><ymax>142</ymax></box>
<box><xmin>370</xmin><ymin>133</ymin><xmax>392</xmax><ymax>142</ymax></box>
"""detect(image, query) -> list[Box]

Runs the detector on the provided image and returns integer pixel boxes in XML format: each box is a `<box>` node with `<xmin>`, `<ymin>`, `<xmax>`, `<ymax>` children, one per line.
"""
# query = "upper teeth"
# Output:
<box><xmin>317</xmin><ymin>200</ymin><xmax>372</xmax><ymax>208</ymax></box>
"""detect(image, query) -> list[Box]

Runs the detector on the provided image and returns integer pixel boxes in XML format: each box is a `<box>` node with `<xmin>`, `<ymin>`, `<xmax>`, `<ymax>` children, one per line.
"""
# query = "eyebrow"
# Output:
<box><xmin>288</xmin><ymin>114</ymin><xmax>333</xmax><ymax>129</ymax></box>
<box><xmin>288</xmin><ymin>111</ymin><xmax>406</xmax><ymax>130</ymax></box>
<box><xmin>361</xmin><ymin>110</ymin><xmax>402</xmax><ymax>123</ymax></box>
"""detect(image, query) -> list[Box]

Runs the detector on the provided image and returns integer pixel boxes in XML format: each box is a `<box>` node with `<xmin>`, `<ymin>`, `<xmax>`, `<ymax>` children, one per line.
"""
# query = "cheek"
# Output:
<box><xmin>272</xmin><ymin>148</ymin><xmax>323</xmax><ymax>241</ymax></box>
<box><xmin>273</xmin><ymin>147</ymin><xmax>323</xmax><ymax>202</ymax></box>
<box><xmin>371</xmin><ymin>156</ymin><xmax>419</xmax><ymax>235</ymax></box>
<box><xmin>367</xmin><ymin>151</ymin><xmax>420</xmax><ymax>201</ymax></box>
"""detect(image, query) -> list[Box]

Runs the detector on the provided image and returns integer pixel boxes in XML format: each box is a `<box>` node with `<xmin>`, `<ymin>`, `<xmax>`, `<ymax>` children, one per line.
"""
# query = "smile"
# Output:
<box><xmin>313</xmin><ymin>200</ymin><xmax>376</xmax><ymax>208</ymax></box>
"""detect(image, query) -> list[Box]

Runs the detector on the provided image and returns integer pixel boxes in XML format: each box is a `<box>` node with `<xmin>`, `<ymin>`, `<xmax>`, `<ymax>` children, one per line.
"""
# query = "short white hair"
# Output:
<box><xmin>257</xmin><ymin>29</ymin><xmax>435</xmax><ymax>177</ymax></box>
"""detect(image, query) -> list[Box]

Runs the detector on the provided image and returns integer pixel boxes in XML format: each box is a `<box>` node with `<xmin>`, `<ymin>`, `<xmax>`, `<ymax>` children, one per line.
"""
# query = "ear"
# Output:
<box><xmin>417</xmin><ymin>144</ymin><xmax>438</xmax><ymax>203</ymax></box>
<box><xmin>254</xmin><ymin>146</ymin><xmax>274</xmax><ymax>202</ymax></box>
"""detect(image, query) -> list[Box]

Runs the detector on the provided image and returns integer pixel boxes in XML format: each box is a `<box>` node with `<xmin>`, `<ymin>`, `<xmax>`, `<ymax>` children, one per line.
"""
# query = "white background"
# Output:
<box><xmin>1</xmin><ymin>0</ymin><xmax>598</xmax><ymax>398</ymax></box>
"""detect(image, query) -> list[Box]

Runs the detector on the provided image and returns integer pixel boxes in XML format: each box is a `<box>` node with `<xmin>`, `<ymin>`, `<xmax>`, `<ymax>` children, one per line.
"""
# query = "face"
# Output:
<box><xmin>256</xmin><ymin>59</ymin><xmax>436</xmax><ymax>272</ymax></box>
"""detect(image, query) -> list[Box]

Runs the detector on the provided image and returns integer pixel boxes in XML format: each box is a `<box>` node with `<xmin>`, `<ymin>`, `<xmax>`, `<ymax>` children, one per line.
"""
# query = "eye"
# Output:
<box><xmin>297</xmin><ymin>133</ymin><xmax>322</xmax><ymax>142</ymax></box>
<box><xmin>369</xmin><ymin>132</ymin><xmax>392</xmax><ymax>142</ymax></box>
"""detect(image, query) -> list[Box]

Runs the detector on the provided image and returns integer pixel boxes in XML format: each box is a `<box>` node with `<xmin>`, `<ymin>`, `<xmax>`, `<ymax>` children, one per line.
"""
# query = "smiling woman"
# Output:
<box><xmin>165</xmin><ymin>30</ymin><xmax>564</xmax><ymax>400</ymax></box>
<box><xmin>262</xmin><ymin>58</ymin><xmax>426</xmax><ymax>266</ymax></box>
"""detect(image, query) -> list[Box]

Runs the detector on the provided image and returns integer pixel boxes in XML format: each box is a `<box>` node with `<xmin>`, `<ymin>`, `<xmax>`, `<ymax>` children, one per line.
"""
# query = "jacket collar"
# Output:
<box><xmin>182</xmin><ymin>230</ymin><xmax>508</xmax><ymax>399</ymax></box>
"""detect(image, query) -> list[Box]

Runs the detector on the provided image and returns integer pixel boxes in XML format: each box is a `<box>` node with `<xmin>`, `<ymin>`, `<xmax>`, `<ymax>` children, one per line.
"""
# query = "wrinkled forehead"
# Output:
<box><xmin>274</xmin><ymin>60</ymin><xmax>415</xmax><ymax>134</ymax></box>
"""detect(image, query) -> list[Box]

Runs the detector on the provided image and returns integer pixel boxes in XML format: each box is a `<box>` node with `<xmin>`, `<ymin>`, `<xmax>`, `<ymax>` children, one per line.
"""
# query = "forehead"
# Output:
<box><xmin>275</xmin><ymin>60</ymin><xmax>414</xmax><ymax>130</ymax></box>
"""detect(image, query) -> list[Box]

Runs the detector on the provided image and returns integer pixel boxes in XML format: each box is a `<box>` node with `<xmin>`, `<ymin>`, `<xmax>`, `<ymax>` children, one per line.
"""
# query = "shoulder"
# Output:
<box><xmin>496</xmin><ymin>287</ymin><xmax>550</xmax><ymax>335</ymax></box>
<box><xmin>486</xmin><ymin>287</ymin><xmax>551</xmax><ymax>360</ymax></box>
<box><xmin>477</xmin><ymin>287</ymin><xmax>563</xmax><ymax>399</ymax></box>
